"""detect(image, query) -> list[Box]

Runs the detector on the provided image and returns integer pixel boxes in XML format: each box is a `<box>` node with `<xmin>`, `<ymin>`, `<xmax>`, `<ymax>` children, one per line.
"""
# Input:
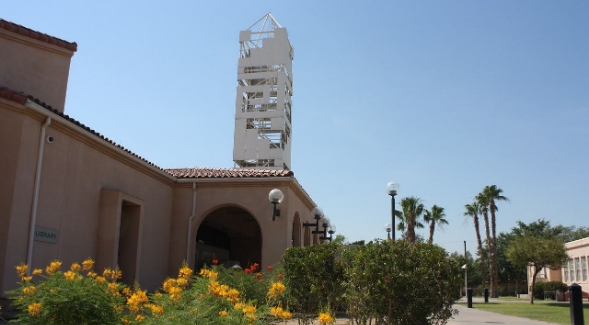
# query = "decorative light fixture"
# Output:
<box><xmin>322</xmin><ymin>224</ymin><xmax>336</xmax><ymax>242</ymax></box>
<box><xmin>303</xmin><ymin>208</ymin><xmax>336</xmax><ymax>242</ymax></box>
<box><xmin>386</xmin><ymin>182</ymin><xmax>400</xmax><ymax>241</ymax></box>
<box><xmin>384</xmin><ymin>223</ymin><xmax>392</xmax><ymax>240</ymax></box>
<box><xmin>269</xmin><ymin>188</ymin><xmax>284</xmax><ymax>221</ymax></box>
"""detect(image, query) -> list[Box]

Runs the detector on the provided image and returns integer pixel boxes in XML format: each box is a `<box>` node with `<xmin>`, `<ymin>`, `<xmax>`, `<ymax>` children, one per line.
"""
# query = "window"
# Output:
<box><xmin>564</xmin><ymin>260</ymin><xmax>569</xmax><ymax>282</ymax></box>
<box><xmin>582</xmin><ymin>256</ymin><xmax>588</xmax><ymax>281</ymax></box>
<box><xmin>575</xmin><ymin>258</ymin><xmax>581</xmax><ymax>281</ymax></box>
<box><xmin>569</xmin><ymin>259</ymin><xmax>575</xmax><ymax>282</ymax></box>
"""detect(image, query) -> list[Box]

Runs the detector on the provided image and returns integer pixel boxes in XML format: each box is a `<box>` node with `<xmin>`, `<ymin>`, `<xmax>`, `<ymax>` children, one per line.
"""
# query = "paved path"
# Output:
<box><xmin>278</xmin><ymin>300</ymin><xmax>565</xmax><ymax>325</ymax></box>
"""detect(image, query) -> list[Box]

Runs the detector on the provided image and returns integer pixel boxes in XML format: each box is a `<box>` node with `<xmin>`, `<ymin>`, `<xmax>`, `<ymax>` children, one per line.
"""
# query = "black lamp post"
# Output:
<box><xmin>386</xmin><ymin>182</ymin><xmax>399</xmax><ymax>241</ymax></box>
<box><xmin>269</xmin><ymin>188</ymin><xmax>284</xmax><ymax>221</ymax></box>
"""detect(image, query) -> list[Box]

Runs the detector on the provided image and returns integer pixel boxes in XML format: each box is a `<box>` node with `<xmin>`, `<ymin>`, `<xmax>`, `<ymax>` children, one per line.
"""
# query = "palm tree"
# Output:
<box><xmin>476</xmin><ymin>192</ymin><xmax>492</xmax><ymax>293</ymax></box>
<box><xmin>484</xmin><ymin>185</ymin><xmax>508</xmax><ymax>298</ymax></box>
<box><xmin>464</xmin><ymin>202</ymin><xmax>486</xmax><ymax>291</ymax></box>
<box><xmin>424</xmin><ymin>205</ymin><xmax>448</xmax><ymax>244</ymax></box>
<box><xmin>398</xmin><ymin>196</ymin><xmax>425</xmax><ymax>243</ymax></box>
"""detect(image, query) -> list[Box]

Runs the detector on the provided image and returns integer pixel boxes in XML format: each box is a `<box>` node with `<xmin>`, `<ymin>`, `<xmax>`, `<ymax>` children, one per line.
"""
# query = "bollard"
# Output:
<box><xmin>484</xmin><ymin>288</ymin><xmax>489</xmax><ymax>303</ymax></box>
<box><xmin>569</xmin><ymin>283</ymin><xmax>584</xmax><ymax>325</ymax></box>
<box><xmin>467</xmin><ymin>288</ymin><xmax>473</xmax><ymax>308</ymax></box>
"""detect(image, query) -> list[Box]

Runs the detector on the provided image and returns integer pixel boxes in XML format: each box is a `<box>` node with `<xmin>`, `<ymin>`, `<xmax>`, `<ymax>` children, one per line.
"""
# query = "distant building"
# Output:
<box><xmin>0</xmin><ymin>15</ymin><xmax>324</xmax><ymax>312</ymax></box>
<box><xmin>528</xmin><ymin>237</ymin><xmax>589</xmax><ymax>299</ymax></box>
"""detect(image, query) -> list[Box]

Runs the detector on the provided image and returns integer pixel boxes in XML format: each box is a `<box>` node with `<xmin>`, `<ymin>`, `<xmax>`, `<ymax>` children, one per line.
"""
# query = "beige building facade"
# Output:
<box><xmin>0</xmin><ymin>18</ymin><xmax>323</xmax><ymax>311</ymax></box>
<box><xmin>529</xmin><ymin>237</ymin><xmax>589</xmax><ymax>299</ymax></box>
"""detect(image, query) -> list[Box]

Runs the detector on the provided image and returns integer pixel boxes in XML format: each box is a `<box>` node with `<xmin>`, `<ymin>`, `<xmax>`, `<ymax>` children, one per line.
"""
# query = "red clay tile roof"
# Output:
<box><xmin>0</xmin><ymin>85</ymin><xmax>167</xmax><ymax>173</ymax></box>
<box><xmin>165</xmin><ymin>167</ymin><xmax>294</xmax><ymax>178</ymax></box>
<box><xmin>0</xmin><ymin>19</ymin><xmax>77</xmax><ymax>52</ymax></box>
<box><xmin>0</xmin><ymin>86</ymin><xmax>28</xmax><ymax>105</ymax></box>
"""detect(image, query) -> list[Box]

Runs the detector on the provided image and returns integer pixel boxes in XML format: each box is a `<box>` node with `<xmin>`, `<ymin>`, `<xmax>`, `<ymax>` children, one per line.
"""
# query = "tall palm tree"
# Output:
<box><xmin>424</xmin><ymin>205</ymin><xmax>448</xmax><ymax>244</ymax></box>
<box><xmin>476</xmin><ymin>192</ymin><xmax>492</xmax><ymax>293</ymax></box>
<box><xmin>464</xmin><ymin>202</ymin><xmax>486</xmax><ymax>291</ymax></box>
<box><xmin>398</xmin><ymin>196</ymin><xmax>425</xmax><ymax>243</ymax></box>
<box><xmin>484</xmin><ymin>185</ymin><xmax>508</xmax><ymax>298</ymax></box>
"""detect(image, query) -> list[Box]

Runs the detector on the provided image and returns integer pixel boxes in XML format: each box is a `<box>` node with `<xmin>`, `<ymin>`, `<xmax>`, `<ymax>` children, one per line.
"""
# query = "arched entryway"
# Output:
<box><xmin>194</xmin><ymin>206</ymin><xmax>262</xmax><ymax>270</ymax></box>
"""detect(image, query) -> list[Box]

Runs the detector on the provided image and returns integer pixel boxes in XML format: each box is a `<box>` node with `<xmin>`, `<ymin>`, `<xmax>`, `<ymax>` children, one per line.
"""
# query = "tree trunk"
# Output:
<box><xmin>530</xmin><ymin>268</ymin><xmax>541</xmax><ymax>304</ymax></box>
<box><xmin>473</xmin><ymin>216</ymin><xmax>486</xmax><ymax>291</ymax></box>
<box><xmin>490</xmin><ymin>204</ymin><xmax>499</xmax><ymax>298</ymax></box>
<box><xmin>428</xmin><ymin>221</ymin><xmax>434</xmax><ymax>244</ymax></box>
<box><xmin>482</xmin><ymin>211</ymin><xmax>492</xmax><ymax>293</ymax></box>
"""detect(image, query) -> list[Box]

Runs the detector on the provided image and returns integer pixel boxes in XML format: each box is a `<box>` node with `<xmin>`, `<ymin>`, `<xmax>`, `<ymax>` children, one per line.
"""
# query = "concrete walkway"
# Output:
<box><xmin>277</xmin><ymin>299</ymin><xmax>565</xmax><ymax>325</ymax></box>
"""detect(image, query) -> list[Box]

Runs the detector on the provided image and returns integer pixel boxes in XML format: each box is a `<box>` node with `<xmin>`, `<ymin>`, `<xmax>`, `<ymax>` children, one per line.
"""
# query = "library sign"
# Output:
<box><xmin>34</xmin><ymin>226</ymin><xmax>59</xmax><ymax>244</ymax></box>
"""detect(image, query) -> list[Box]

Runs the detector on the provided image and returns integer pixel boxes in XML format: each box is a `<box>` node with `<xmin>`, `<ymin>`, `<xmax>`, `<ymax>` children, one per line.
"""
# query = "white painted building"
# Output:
<box><xmin>233</xmin><ymin>13</ymin><xmax>293</xmax><ymax>170</ymax></box>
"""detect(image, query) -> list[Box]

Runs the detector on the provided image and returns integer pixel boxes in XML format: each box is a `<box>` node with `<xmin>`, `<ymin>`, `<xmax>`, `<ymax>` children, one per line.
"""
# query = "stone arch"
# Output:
<box><xmin>194</xmin><ymin>205</ymin><xmax>262</xmax><ymax>271</ymax></box>
<box><xmin>292</xmin><ymin>213</ymin><xmax>301</xmax><ymax>247</ymax></box>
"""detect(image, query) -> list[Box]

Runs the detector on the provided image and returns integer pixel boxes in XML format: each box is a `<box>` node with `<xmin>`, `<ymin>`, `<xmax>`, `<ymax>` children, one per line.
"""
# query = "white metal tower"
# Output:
<box><xmin>233</xmin><ymin>13</ymin><xmax>293</xmax><ymax>170</ymax></box>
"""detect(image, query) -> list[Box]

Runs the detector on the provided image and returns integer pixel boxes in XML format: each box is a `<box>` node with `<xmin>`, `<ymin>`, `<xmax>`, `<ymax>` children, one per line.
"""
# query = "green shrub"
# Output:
<box><xmin>343</xmin><ymin>240</ymin><xmax>461</xmax><ymax>325</ymax></box>
<box><xmin>282</xmin><ymin>242</ymin><xmax>346</xmax><ymax>320</ymax></box>
<box><xmin>535</xmin><ymin>281</ymin><xmax>568</xmax><ymax>300</ymax></box>
<box><xmin>533</xmin><ymin>282</ymin><xmax>546</xmax><ymax>300</ymax></box>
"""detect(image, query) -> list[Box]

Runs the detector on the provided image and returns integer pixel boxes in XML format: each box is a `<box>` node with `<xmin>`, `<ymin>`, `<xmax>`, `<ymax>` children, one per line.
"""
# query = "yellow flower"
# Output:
<box><xmin>176</xmin><ymin>277</ymin><xmax>188</xmax><ymax>287</ymax></box>
<box><xmin>22</xmin><ymin>276</ymin><xmax>33</xmax><ymax>282</ymax></box>
<box><xmin>28</xmin><ymin>302</ymin><xmax>42</xmax><ymax>317</ymax></box>
<box><xmin>178</xmin><ymin>265</ymin><xmax>193</xmax><ymax>279</ymax></box>
<box><xmin>22</xmin><ymin>286</ymin><xmax>36</xmax><ymax>296</ymax></box>
<box><xmin>82</xmin><ymin>258</ymin><xmax>95</xmax><ymax>271</ymax></box>
<box><xmin>146</xmin><ymin>304</ymin><xmax>164</xmax><ymax>316</ymax></box>
<box><xmin>219</xmin><ymin>310</ymin><xmax>228</xmax><ymax>317</ymax></box>
<box><xmin>16</xmin><ymin>264</ymin><xmax>28</xmax><ymax>279</ymax></box>
<box><xmin>267</xmin><ymin>282</ymin><xmax>286</xmax><ymax>298</ymax></box>
<box><xmin>45</xmin><ymin>261</ymin><xmax>62</xmax><ymax>276</ymax></box>
<box><xmin>135</xmin><ymin>314</ymin><xmax>145</xmax><ymax>322</ymax></box>
<box><xmin>107</xmin><ymin>282</ymin><xmax>120</xmax><ymax>296</ymax></box>
<box><xmin>87</xmin><ymin>271</ymin><xmax>97</xmax><ymax>278</ymax></box>
<box><xmin>127</xmin><ymin>290</ymin><xmax>148</xmax><ymax>313</ymax></box>
<box><xmin>271</xmin><ymin>306</ymin><xmax>293</xmax><ymax>319</ymax></box>
<box><xmin>318</xmin><ymin>312</ymin><xmax>334</xmax><ymax>324</ymax></box>
<box><xmin>169</xmin><ymin>286</ymin><xmax>183</xmax><ymax>300</ymax></box>
<box><xmin>70</xmin><ymin>262</ymin><xmax>81</xmax><ymax>273</ymax></box>
<box><xmin>64</xmin><ymin>271</ymin><xmax>76</xmax><ymax>281</ymax></box>
<box><xmin>122</xmin><ymin>287</ymin><xmax>132</xmax><ymax>297</ymax></box>
<box><xmin>95</xmin><ymin>276</ymin><xmax>106</xmax><ymax>284</ymax></box>
<box><xmin>32</xmin><ymin>269</ymin><xmax>43</xmax><ymax>276</ymax></box>
<box><xmin>234</xmin><ymin>302</ymin><xmax>245</xmax><ymax>310</ymax></box>
<box><xmin>226</xmin><ymin>288</ymin><xmax>240</xmax><ymax>303</ymax></box>
<box><xmin>121</xmin><ymin>317</ymin><xmax>130</xmax><ymax>325</ymax></box>
<box><xmin>242</xmin><ymin>305</ymin><xmax>256</xmax><ymax>315</ymax></box>
<box><xmin>163</xmin><ymin>278</ymin><xmax>177</xmax><ymax>293</ymax></box>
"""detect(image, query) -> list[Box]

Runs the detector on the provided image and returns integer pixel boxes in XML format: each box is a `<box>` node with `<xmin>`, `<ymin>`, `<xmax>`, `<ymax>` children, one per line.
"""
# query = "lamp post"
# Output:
<box><xmin>461</xmin><ymin>264</ymin><xmax>467</xmax><ymax>297</ymax></box>
<box><xmin>269</xmin><ymin>188</ymin><xmax>284</xmax><ymax>221</ymax></box>
<box><xmin>386</xmin><ymin>182</ymin><xmax>399</xmax><ymax>241</ymax></box>
<box><xmin>384</xmin><ymin>223</ymin><xmax>392</xmax><ymax>240</ymax></box>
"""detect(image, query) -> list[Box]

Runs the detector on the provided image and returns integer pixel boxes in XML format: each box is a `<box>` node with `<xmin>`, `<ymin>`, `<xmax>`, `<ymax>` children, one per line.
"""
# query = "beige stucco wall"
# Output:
<box><xmin>0</xmin><ymin>29</ymin><xmax>74</xmax><ymax>112</ymax></box>
<box><xmin>0</xmin><ymin>106</ymin><xmax>175</xmax><ymax>295</ymax></box>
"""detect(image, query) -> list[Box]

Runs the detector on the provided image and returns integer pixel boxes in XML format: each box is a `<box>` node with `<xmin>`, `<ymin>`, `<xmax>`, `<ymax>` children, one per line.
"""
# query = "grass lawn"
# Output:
<box><xmin>461</xmin><ymin>300</ymin><xmax>589</xmax><ymax>325</ymax></box>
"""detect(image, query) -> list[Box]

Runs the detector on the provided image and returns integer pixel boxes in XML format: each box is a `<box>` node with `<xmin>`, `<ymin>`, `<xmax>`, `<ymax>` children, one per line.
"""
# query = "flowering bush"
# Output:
<box><xmin>8</xmin><ymin>259</ymin><xmax>125</xmax><ymax>325</ymax></box>
<box><xmin>9</xmin><ymin>260</ymin><xmax>293</xmax><ymax>325</ymax></box>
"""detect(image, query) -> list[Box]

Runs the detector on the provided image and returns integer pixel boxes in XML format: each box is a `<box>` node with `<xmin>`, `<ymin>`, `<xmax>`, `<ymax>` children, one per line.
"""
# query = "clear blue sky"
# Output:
<box><xmin>4</xmin><ymin>1</ymin><xmax>588</xmax><ymax>255</ymax></box>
